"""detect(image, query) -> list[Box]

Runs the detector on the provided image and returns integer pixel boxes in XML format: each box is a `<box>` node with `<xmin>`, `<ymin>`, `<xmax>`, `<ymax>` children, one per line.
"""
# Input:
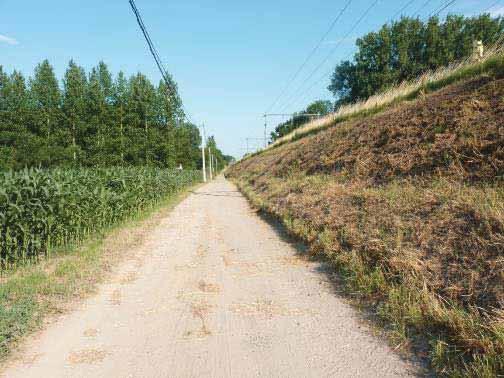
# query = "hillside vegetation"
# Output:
<box><xmin>270</xmin><ymin>13</ymin><xmax>503</xmax><ymax>143</ymax></box>
<box><xmin>228</xmin><ymin>62</ymin><xmax>504</xmax><ymax>376</ymax></box>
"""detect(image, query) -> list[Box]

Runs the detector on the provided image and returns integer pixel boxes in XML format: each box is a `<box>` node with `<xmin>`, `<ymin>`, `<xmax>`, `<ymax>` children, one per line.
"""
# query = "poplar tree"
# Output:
<box><xmin>0</xmin><ymin>67</ymin><xmax>9</xmax><ymax>169</ymax></box>
<box><xmin>95</xmin><ymin>62</ymin><xmax>116</xmax><ymax>164</ymax></box>
<box><xmin>29</xmin><ymin>60</ymin><xmax>61</xmax><ymax>163</ymax></box>
<box><xmin>0</xmin><ymin>71</ymin><xmax>28</xmax><ymax>168</ymax></box>
<box><xmin>128</xmin><ymin>73</ymin><xmax>156</xmax><ymax>165</ymax></box>
<box><xmin>62</xmin><ymin>60</ymin><xmax>87</xmax><ymax>162</ymax></box>
<box><xmin>87</xmin><ymin>67</ymin><xmax>107</xmax><ymax>164</ymax></box>
<box><xmin>0</xmin><ymin>60</ymin><xmax>226</xmax><ymax>170</ymax></box>
<box><xmin>112</xmin><ymin>71</ymin><xmax>129</xmax><ymax>164</ymax></box>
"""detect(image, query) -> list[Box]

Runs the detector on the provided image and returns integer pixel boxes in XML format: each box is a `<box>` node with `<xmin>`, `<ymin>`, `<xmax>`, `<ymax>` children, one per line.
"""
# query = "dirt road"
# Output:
<box><xmin>3</xmin><ymin>176</ymin><xmax>416</xmax><ymax>377</ymax></box>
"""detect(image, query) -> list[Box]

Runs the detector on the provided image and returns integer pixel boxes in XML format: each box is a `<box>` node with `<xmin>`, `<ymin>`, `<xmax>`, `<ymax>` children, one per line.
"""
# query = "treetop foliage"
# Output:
<box><xmin>329</xmin><ymin>14</ymin><xmax>504</xmax><ymax>105</ymax></box>
<box><xmin>0</xmin><ymin>60</ymin><xmax>226</xmax><ymax>171</ymax></box>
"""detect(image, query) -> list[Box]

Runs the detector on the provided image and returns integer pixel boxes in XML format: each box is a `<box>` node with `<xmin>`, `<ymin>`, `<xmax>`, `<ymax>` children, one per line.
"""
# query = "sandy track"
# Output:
<box><xmin>2</xmin><ymin>176</ymin><xmax>416</xmax><ymax>377</ymax></box>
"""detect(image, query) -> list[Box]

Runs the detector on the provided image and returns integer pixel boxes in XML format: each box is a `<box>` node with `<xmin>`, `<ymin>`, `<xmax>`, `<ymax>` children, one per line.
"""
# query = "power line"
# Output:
<box><xmin>129</xmin><ymin>0</ymin><xmax>170</xmax><ymax>91</ymax></box>
<box><xmin>412</xmin><ymin>0</ymin><xmax>434</xmax><ymax>17</ymax></box>
<box><xmin>391</xmin><ymin>0</ymin><xmax>417</xmax><ymax>20</ymax></box>
<box><xmin>280</xmin><ymin>50</ymin><xmax>354</xmax><ymax>112</ymax></box>
<box><xmin>280</xmin><ymin>0</ymin><xmax>460</xmax><ymax>113</ymax></box>
<box><xmin>264</xmin><ymin>0</ymin><xmax>353</xmax><ymax>114</ymax></box>
<box><xmin>276</xmin><ymin>0</ymin><xmax>380</xmax><ymax>113</ymax></box>
<box><xmin>429</xmin><ymin>0</ymin><xmax>457</xmax><ymax>18</ymax></box>
<box><xmin>128</xmin><ymin>0</ymin><xmax>195</xmax><ymax>124</ymax></box>
<box><xmin>482</xmin><ymin>0</ymin><xmax>501</xmax><ymax>14</ymax></box>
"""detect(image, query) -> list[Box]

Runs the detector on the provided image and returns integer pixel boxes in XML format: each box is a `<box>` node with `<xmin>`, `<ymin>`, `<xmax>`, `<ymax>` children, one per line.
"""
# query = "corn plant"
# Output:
<box><xmin>0</xmin><ymin>167</ymin><xmax>201</xmax><ymax>269</ymax></box>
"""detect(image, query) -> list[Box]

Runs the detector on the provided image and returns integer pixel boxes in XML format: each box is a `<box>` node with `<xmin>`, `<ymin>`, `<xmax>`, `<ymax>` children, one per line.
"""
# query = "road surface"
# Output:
<box><xmin>3</xmin><ymin>176</ymin><xmax>416</xmax><ymax>377</ymax></box>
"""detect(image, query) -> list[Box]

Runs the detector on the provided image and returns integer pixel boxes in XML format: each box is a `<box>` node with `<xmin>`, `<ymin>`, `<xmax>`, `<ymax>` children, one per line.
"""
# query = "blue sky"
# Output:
<box><xmin>1</xmin><ymin>0</ymin><xmax>502</xmax><ymax>157</ymax></box>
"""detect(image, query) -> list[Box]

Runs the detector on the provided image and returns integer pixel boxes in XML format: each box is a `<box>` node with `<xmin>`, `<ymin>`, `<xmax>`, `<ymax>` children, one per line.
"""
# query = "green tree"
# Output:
<box><xmin>329</xmin><ymin>14</ymin><xmax>504</xmax><ymax>105</ymax></box>
<box><xmin>0</xmin><ymin>60</ymin><xmax>227</xmax><ymax>170</ymax></box>
<box><xmin>127</xmin><ymin>73</ymin><xmax>156</xmax><ymax>165</ymax></box>
<box><xmin>62</xmin><ymin>60</ymin><xmax>87</xmax><ymax>163</ymax></box>
<box><xmin>174</xmin><ymin>123</ymin><xmax>201</xmax><ymax>169</ymax></box>
<box><xmin>112</xmin><ymin>71</ymin><xmax>129</xmax><ymax>164</ymax></box>
<box><xmin>29</xmin><ymin>60</ymin><xmax>61</xmax><ymax>164</ymax></box>
<box><xmin>86</xmin><ymin>63</ymin><xmax>115</xmax><ymax>165</ymax></box>
<box><xmin>0</xmin><ymin>71</ymin><xmax>29</xmax><ymax>168</ymax></box>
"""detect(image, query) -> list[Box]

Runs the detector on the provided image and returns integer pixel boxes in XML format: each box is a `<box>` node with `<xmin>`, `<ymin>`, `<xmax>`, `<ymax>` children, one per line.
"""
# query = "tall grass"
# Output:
<box><xmin>268</xmin><ymin>40</ymin><xmax>504</xmax><ymax>149</ymax></box>
<box><xmin>0</xmin><ymin>167</ymin><xmax>201</xmax><ymax>269</ymax></box>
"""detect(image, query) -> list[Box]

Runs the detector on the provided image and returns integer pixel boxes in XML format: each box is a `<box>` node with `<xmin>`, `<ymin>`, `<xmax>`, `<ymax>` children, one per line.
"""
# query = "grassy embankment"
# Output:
<box><xmin>0</xmin><ymin>167</ymin><xmax>201</xmax><ymax>361</ymax></box>
<box><xmin>228</xmin><ymin>54</ymin><xmax>504</xmax><ymax>376</ymax></box>
<box><xmin>257</xmin><ymin>43</ymin><xmax>504</xmax><ymax>153</ymax></box>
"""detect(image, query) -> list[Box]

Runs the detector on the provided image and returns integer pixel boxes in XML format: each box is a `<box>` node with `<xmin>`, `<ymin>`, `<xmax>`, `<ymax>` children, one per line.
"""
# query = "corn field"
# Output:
<box><xmin>0</xmin><ymin>167</ymin><xmax>201</xmax><ymax>268</ymax></box>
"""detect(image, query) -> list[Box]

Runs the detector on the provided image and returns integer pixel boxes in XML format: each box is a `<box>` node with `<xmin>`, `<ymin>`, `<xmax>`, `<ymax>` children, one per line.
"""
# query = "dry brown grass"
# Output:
<box><xmin>228</xmin><ymin>70</ymin><xmax>504</xmax><ymax>376</ymax></box>
<box><xmin>266</xmin><ymin>41</ymin><xmax>504</xmax><ymax>150</ymax></box>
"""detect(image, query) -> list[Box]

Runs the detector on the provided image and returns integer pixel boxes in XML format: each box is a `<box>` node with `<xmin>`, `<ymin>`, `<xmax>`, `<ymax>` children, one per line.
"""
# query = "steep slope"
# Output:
<box><xmin>228</xmin><ymin>71</ymin><xmax>504</xmax><ymax>376</ymax></box>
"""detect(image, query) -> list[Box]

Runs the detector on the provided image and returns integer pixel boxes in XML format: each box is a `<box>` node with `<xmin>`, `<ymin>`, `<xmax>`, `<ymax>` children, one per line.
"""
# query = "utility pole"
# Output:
<box><xmin>201</xmin><ymin>124</ymin><xmax>207</xmax><ymax>182</ymax></box>
<box><xmin>208</xmin><ymin>145</ymin><xmax>213</xmax><ymax>180</ymax></box>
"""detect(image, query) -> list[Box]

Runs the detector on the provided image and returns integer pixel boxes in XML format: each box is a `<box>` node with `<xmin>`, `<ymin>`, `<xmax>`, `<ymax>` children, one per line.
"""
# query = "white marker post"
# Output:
<box><xmin>201</xmin><ymin>125</ymin><xmax>207</xmax><ymax>182</ymax></box>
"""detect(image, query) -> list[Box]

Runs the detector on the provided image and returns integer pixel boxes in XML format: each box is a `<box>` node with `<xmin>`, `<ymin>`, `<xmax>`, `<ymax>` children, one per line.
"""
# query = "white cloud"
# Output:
<box><xmin>490</xmin><ymin>6</ymin><xmax>504</xmax><ymax>17</ymax></box>
<box><xmin>0</xmin><ymin>34</ymin><xmax>19</xmax><ymax>45</ymax></box>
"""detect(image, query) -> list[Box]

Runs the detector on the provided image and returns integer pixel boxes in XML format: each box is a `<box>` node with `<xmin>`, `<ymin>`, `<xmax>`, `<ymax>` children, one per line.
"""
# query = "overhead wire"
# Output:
<box><xmin>264</xmin><ymin>0</ymin><xmax>354</xmax><ymax>114</ymax></box>
<box><xmin>412</xmin><ymin>0</ymin><xmax>434</xmax><ymax>17</ymax></box>
<box><xmin>391</xmin><ymin>0</ymin><xmax>417</xmax><ymax>20</ymax></box>
<box><xmin>128</xmin><ymin>0</ymin><xmax>195</xmax><ymax>124</ymax></box>
<box><xmin>280</xmin><ymin>0</ymin><xmax>460</xmax><ymax>112</ymax></box>
<box><xmin>481</xmin><ymin>0</ymin><xmax>501</xmax><ymax>14</ymax></box>
<box><xmin>428</xmin><ymin>0</ymin><xmax>457</xmax><ymax>18</ymax></box>
<box><xmin>275</xmin><ymin>0</ymin><xmax>380</xmax><ymax>113</ymax></box>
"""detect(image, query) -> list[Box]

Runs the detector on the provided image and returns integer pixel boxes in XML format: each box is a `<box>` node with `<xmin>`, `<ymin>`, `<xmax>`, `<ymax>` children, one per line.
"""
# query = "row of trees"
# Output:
<box><xmin>329</xmin><ymin>14</ymin><xmax>504</xmax><ymax>105</ymax></box>
<box><xmin>0</xmin><ymin>60</ymin><xmax>225</xmax><ymax>170</ymax></box>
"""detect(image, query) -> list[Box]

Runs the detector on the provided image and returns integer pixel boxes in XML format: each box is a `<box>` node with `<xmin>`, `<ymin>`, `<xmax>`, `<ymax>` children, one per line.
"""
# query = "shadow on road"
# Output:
<box><xmin>254</xmin><ymin>208</ymin><xmax>431</xmax><ymax>377</ymax></box>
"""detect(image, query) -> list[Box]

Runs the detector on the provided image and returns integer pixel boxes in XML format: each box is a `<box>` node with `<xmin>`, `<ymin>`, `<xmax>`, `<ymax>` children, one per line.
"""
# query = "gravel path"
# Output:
<box><xmin>2</xmin><ymin>176</ymin><xmax>416</xmax><ymax>377</ymax></box>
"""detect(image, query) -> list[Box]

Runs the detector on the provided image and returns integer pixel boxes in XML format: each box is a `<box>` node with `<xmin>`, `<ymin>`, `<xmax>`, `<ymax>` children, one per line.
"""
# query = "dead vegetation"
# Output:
<box><xmin>228</xmin><ymin>70</ymin><xmax>504</xmax><ymax>376</ymax></box>
<box><xmin>268</xmin><ymin>44</ymin><xmax>504</xmax><ymax>149</ymax></box>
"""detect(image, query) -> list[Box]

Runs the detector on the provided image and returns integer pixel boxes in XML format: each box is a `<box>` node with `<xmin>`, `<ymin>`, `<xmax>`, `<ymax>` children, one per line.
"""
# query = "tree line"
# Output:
<box><xmin>0</xmin><ymin>60</ymin><xmax>227</xmax><ymax>170</ymax></box>
<box><xmin>329</xmin><ymin>14</ymin><xmax>504</xmax><ymax>105</ymax></box>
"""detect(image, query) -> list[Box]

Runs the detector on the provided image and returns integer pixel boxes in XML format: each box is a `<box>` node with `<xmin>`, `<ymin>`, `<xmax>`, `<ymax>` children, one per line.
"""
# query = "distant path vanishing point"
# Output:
<box><xmin>2</xmin><ymin>176</ymin><xmax>416</xmax><ymax>378</ymax></box>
